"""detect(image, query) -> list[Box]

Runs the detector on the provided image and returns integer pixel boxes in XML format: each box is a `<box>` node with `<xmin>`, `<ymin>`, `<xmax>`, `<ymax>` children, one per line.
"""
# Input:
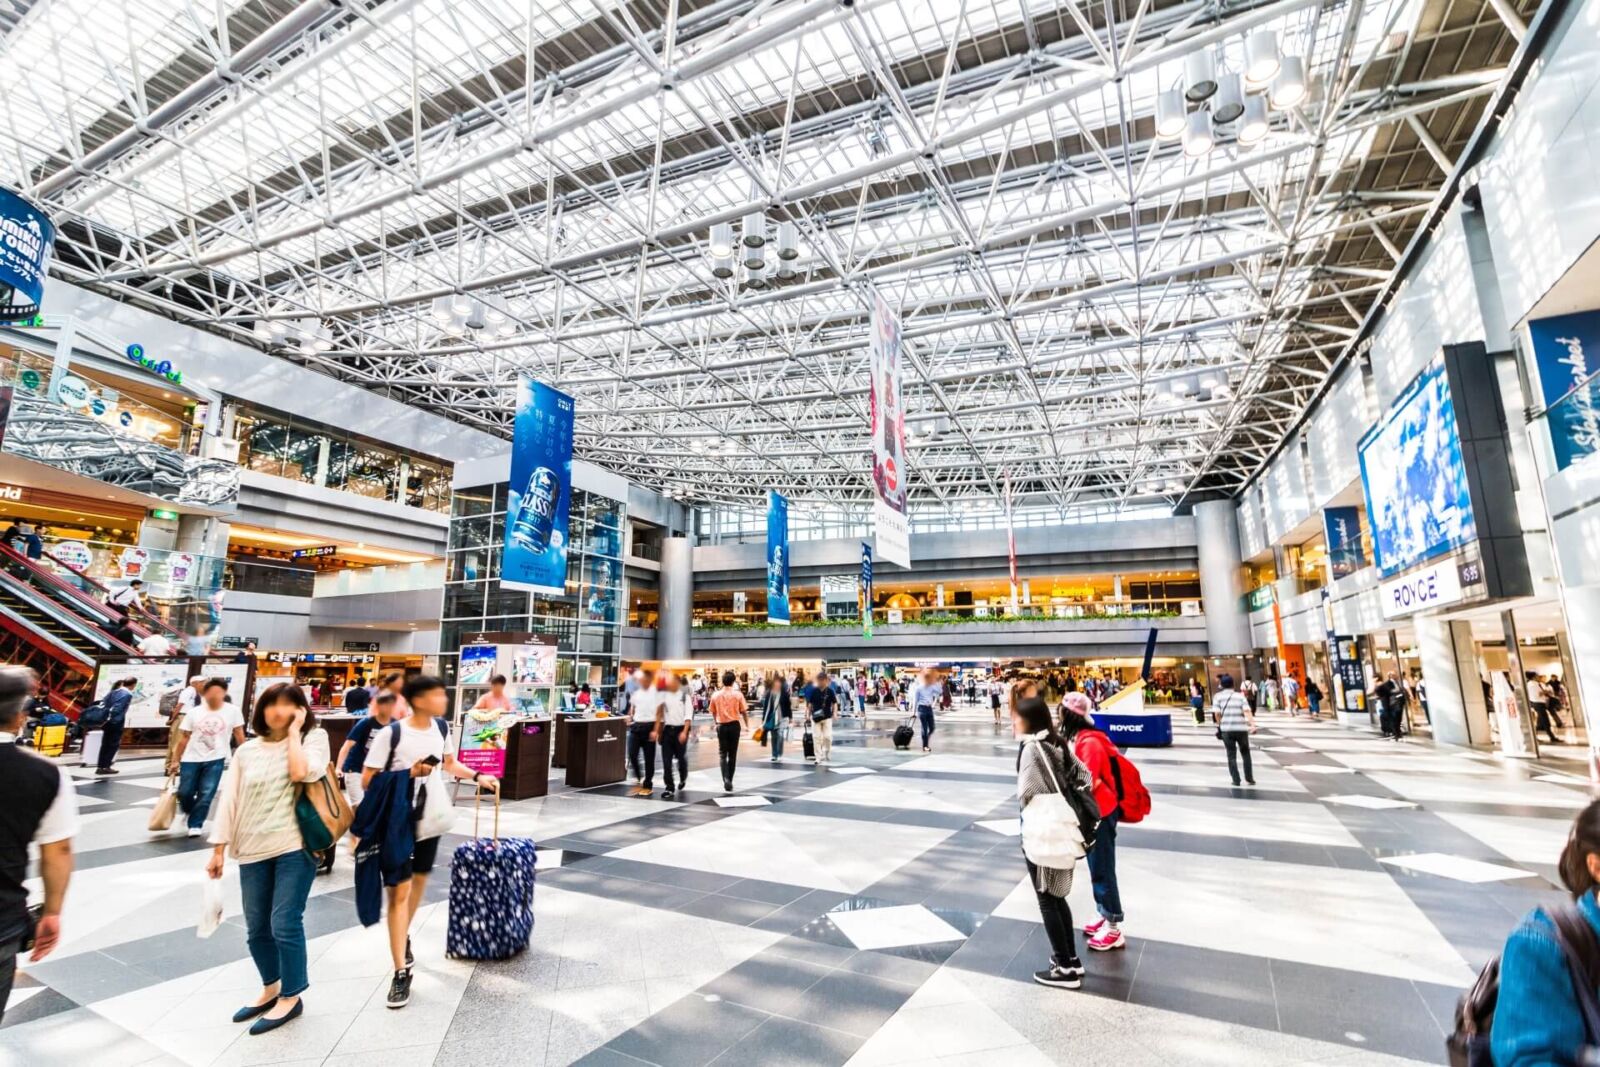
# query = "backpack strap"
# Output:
<box><xmin>1547</xmin><ymin>904</ymin><xmax>1600</xmax><ymax>1044</ymax></box>
<box><xmin>385</xmin><ymin>721</ymin><xmax>404</xmax><ymax>773</ymax></box>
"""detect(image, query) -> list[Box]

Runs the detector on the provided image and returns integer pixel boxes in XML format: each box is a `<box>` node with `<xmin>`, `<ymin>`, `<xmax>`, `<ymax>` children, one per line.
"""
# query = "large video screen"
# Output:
<box><xmin>1358</xmin><ymin>357</ymin><xmax>1478</xmax><ymax>578</ymax></box>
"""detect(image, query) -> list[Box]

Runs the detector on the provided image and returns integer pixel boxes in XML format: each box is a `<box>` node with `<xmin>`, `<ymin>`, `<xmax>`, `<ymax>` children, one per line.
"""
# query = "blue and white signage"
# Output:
<box><xmin>765</xmin><ymin>491</ymin><xmax>790</xmax><ymax>625</ymax></box>
<box><xmin>1378</xmin><ymin>556</ymin><xmax>1465</xmax><ymax>619</ymax></box>
<box><xmin>1527</xmin><ymin>310</ymin><xmax>1600</xmax><ymax>472</ymax></box>
<box><xmin>1322</xmin><ymin>506</ymin><xmax>1365</xmax><ymax>579</ymax></box>
<box><xmin>502</xmin><ymin>379</ymin><xmax>574</xmax><ymax>595</ymax></box>
<box><xmin>0</xmin><ymin>188</ymin><xmax>54</xmax><ymax>321</ymax></box>
<box><xmin>860</xmin><ymin>541</ymin><xmax>873</xmax><ymax>638</ymax></box>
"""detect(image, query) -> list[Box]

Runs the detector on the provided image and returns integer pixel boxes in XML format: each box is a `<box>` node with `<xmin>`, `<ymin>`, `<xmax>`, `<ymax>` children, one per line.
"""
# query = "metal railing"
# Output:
<box><xmin>633</xmin><ymin>597</ymin><xmax>1197</xmax><ymax>628</ymax></box>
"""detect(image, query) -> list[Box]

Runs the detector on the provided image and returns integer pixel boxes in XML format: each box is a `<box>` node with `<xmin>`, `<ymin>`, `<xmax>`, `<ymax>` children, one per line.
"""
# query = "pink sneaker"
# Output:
<box><xmin>1083</xmin><ymin>918</ymin><xmax>1108</xmax><ymax>937</ymax></box>
<box><xmin>1088</xmin><ymin>925</ymin><xmax>1126</xmax><ymax>952</ymax></box>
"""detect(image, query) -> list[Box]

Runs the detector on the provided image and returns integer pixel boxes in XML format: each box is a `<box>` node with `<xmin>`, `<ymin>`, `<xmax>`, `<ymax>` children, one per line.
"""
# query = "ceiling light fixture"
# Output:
<box><xmin>1212</xmin><ymin>73</ymin><xmax>1245</xmax><ymax>125</ymax></box>
<box><xmin>1155</xmin><ymin>89</ymin><xmax>1187</xmax><ymax>138</ymax></box>
<box><xmin>1238</xmin><ymin>94</ymin><xmax>1270</xmax><ymax>146</ymax></box>
<box><xmin>1270</xmin><ymin>55</ymin><xmax>1308</xmax><ymax>109</ymax></box>
<box><xmin>1184</xmin><ymin>49</ymin><xmax>1218</xmax><ymax>102</ymax></box>
<box><xmin>709</xmin><ymin>222</ymin><xmax>734</xmax><ymax>258</ymax></box>
<box><xmin>1182</xmin><ymin>109</ymin><xmax>1214</xmax><ymax>157</ymax></box>
<box><xmin>1245</xmin><ymin>30</ymin><xmax>1281</xmax><ymax>86</ymax></box>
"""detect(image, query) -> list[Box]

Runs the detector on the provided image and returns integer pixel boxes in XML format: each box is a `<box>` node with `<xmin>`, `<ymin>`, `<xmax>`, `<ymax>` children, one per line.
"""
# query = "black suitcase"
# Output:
<box><xmin>803</xmin><ymin>729</ymin><xmax>816</xmax><ymax>760</ymax></box>
<box><xmin>893</xmin><ymin>721</ymin><xmax>914</xmax><ymax>750</ymax></box>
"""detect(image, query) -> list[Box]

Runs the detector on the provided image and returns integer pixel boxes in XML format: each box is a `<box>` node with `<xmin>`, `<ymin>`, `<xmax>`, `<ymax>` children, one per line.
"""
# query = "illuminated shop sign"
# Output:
<box><xmin>125</xmin><ymin>343</ymin><xmax>184</xmax><ymax>385</ymax></box>
<box><xmin>291</xmin><ymin>545</ymin><xmax>338</xmax><ymax>559</ymax></box>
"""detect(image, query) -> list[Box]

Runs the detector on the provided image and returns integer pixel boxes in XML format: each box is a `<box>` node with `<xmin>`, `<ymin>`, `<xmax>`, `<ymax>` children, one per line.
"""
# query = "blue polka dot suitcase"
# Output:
<box><xmin>446</xmin><ymin>794</ymin><xmax>536</xmax><ymax>960</ymax></box>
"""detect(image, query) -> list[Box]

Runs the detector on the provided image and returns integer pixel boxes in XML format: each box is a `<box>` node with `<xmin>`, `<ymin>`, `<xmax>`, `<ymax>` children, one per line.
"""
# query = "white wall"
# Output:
<box><xmin>1237</xmin><ymin>483</ymin><xmax>1270</xmax><ymax>560</ymax></box>
<box><xmin>1261</xmin><ymin>440</ymin><xmax>1312</xmax><ymax>545</ymax></box>
<box><xmin>219</xmin><ymin>590</ymin><xmax>440</xmax><ymax>653</ymax></box>
<box><xmin>1304</xmin><ymin>368</ymin><xmax>1374</xmax><ymax>510</ymax></box>
<box><xmin>1478</xmin><ymin>0</ymin><xmax>1600</xmax><ymax>327</ymax></box>
<box><xmin>41</xmin><ymin>281</ymin><xmax>502</xmax><ymax>464</ymax></box>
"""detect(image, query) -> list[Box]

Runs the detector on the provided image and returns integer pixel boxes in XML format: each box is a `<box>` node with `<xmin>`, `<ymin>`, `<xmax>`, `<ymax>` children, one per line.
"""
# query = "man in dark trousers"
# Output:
<box><xmin>0</xmin><ymin>667</ymin><xmax>78</xmax><ymax>1023</ymax></box>
<box><xmin>96</xmin><ymin>677</ymin><xmax>138</xmax><ymax>775</ymax></box>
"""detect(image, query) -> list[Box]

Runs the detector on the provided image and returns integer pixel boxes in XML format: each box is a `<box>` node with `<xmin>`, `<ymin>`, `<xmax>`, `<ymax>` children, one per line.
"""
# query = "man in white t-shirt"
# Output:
<box><xmin>167</xmin><ymin>678</ymin><xmax>245</xmax><ymax>837</ymax></box>
<box><xmin>136</xmin><ymin>631</ymin><xmax>175</xmax><ymax>656</ymax></box>
<box><xmin>362</xmin><ymin>676</ymin><xmax>496</xmax><ymax>1010</ymax></box>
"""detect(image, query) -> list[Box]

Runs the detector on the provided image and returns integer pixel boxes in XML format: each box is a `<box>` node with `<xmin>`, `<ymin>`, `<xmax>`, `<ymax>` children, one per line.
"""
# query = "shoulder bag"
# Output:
<box><xmin>296</xmin><ymin>729</ymin><xmax>354</xmax><ymax>852</ymax></box>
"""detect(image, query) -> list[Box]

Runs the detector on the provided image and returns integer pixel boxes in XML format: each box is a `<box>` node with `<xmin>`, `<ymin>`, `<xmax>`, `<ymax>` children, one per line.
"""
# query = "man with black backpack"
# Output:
<box><xmin>86</xmin><ymin>677</ymin><xmax>137</xmax><ymax>775</ymax></box>
<box><xmin>803</xmin><ymin>671</ymin><xmax>839</xmax><ymax>764</ymax></box>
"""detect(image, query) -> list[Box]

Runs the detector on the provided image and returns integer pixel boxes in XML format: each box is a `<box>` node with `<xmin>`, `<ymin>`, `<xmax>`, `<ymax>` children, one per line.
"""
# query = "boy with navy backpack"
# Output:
<box><xmin>361</xmin><ymin>676</ymin><xmax>495</xmax><ymax>1009</ymax></box>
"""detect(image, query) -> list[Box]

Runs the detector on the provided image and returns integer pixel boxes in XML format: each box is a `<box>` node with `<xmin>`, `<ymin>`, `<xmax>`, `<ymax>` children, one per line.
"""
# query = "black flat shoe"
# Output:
<box><xmin>232</xmin><ymin>999</ymin><xmax>276</xmax><ymax>1024</ymax></box>
<box><xmin>248</xmin><ymin>998</ymin><xmax>302</xmax><ymax>1035</ymax></box>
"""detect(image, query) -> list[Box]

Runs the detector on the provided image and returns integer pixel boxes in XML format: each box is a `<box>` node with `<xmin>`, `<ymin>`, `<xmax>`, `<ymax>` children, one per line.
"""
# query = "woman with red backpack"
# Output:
<box><xmin>1061</xmin><ymin>692</ymin><xmax>1148</xmax><ymax>953</ymax></box>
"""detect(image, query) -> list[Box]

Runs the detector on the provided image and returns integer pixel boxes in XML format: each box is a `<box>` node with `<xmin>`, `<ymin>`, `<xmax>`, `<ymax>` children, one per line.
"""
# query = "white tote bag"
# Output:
<box><xmin>1020</xmin><ymin>745</ymin><xmax>1086</xmax><ymax>870</ymax></box>
<box><xmin>415</xmin><ymin>770</ymin><xmax>455</xmax><ymax>840</ymax></box>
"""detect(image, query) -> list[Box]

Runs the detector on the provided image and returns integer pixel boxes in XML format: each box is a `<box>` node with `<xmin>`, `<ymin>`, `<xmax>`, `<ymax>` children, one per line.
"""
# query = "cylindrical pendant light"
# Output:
<box><xmin>1184</xmin><ymin>49</ymin><xmax>1218</xmax><ymax>102</ymax></box>
<box><xmin>775</xmin><ymin>221</ymin><xmax>799</xmax><ymax>260</ymax></box>
<box><xmin>1270</xmin><ymin>55</ymin><xmax>1308</xmax><ymax>109</ymax></box>
<box><xmin>741</xmin><ymin>211</ymin><xmax>766</xmax><ymax>248</ymax></box>
<box><xmin>1245</xmin><ymin>30</ymin><xmax>1280</xmax><ymax>87</ymax></box>
<box><xmin>742</xmin><ymin>242</ymin><xmax>766</xmax><ymax>270</ymax></box>
<box><xmin>711</xmin><ymin>255</ymin><xmax>734</xmax><ymax>279</ymax></box>
<box><xmin>1212</xmin><ymin>73</ymin><xmax>1244</xmax><ymax>125</ymax></box>
<box><xmin>709</xmin><ymin>222</ymin><xmax>734</xmax><ymax>258</ymax></box>
<box><xmin>1155</xmin><ymin>89</ymin><xmax>1187</xmax><ymax>139</ymax></box>
<box><xmin>1182</xmin><ymin>109</ymin><xmax>1214</xmax><ymax>157</ymax></box>
<box><xmin>1238</xmin><ymin>93</ymin><xmax>1270</xmax><ymax>146</ymax></box>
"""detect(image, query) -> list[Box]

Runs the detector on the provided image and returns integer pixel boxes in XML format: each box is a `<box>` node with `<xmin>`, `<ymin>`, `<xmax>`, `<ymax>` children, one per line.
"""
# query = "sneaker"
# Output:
<box><xmin>1032</xmin><ymin>961</ymin><xmax>1084</xmax><ymax>989</ymax></box>
<box><xmin>662</xmin><ymin>789</ymin><xmax>676</xmax><ymax>800</ymax></box>
<box><xmin>405</xmin><ymin>936</ymin><xmax>414</xmax><ymax>968</ymax></box>
<box><xmin>186</xmin><ymin>827</ymin><xmax>203</xmax><ymax>838</ymax></box>
<box><xmin>386</xmin><ymin>968</ymin><xmax>412</xmax><ymax>1009</ymax></box>
<box><xmin>1088</xmin><ymin>925</ymin><xmax>1126</xmax><ymax>952</ymax></box>
<box><xmin>1245</xmin><ymin>779</ymin><xmax>1256</xmax><ymax>786</ymax></box>
<box><xmin>1083</xmin><ymin>918</ymin><xmax>1108</xmax><ymax>937</ymax></box>
<box><xmin>632</xmin><ymin>786</ymin><xmax>653</xmax><ymax>797</ymax></box>
<box><xmin>94</xmin><ymin>768</ymin><xmax>118</xmax><ymax>775</ymax></box>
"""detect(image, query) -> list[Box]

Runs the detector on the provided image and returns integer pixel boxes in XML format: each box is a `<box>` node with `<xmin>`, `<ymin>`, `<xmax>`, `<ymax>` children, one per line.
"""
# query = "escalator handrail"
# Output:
<box><xmin>0</xmin><ymin>594</ymin><xmax>97</xmax><ymax>670</ymax></box>
<box><xmin>0</xmin><ymin>542</ymin><xmax>185</xmax><ymax>643</ymax></box>
<box><xmin>0</xmin><ymin>561</ymin><xmax>142</xmax><ymax>656</ymax></box>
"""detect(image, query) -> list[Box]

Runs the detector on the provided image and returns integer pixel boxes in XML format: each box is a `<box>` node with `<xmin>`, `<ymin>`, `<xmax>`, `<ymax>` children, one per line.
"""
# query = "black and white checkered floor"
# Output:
<box><xmin>2</xmin><ymin>711</ymin><xmax>1588</xmax><ymax>1066</ymax></box>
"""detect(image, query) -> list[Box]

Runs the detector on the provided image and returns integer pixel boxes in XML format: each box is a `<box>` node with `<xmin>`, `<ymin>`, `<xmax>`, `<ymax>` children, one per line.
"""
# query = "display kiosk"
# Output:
<box><xmin>1091</xmin><ymin>683</ymin><xmax>1173</xmax><ymax>747</ymax></box>
<box><xmin>563</xmin><ymin>717</ymin><xmax>627</xmax><ymax>787</ymax></box>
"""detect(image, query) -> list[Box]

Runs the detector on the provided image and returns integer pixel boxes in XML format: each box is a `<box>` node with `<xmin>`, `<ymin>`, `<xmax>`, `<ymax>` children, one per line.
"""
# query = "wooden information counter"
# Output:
<box><xmin>497</xmin><ymin>718</ymin><xmax>551</xmax><ymax>800</ymax></box>
<box><xmin>561</xmin><ymin>717</ymin><xmax>627</xmax><ymax>788</ymax></box>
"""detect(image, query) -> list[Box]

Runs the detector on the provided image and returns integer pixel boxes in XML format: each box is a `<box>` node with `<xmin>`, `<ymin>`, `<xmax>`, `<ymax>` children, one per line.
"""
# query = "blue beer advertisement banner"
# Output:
<box><xmin>1527</xmin><ymin>310</ymin><xmax>1600</xmax><ymax>471</ymax></box>
<box><xmin>1322</xmin><ymin>506</ymin><xmax>1365</xmax><ymax>579</ymax></box>
<box><xmin>860</xmin><ymin>541</ymin><xmax>873</xmax><ymax>638</ymax></box>
<box><xmin>502</xmin><ymin>379</ymin><xmax>574</xmax><ymax>595</ymax></box>
<box><xmin>0</xmin><ymin>188</ymin><xmax>55</xmax><ymax>321</ymax></box>
<box><xmin>766</xmin><ymin>490</ymin><xmax>790</xmax><ymax>625</ymax></box>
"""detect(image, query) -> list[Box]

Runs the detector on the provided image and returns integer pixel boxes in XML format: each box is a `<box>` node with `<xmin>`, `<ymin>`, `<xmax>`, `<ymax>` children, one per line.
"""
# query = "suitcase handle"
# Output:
<box><xmin>472</xmin><ymin>786</ymin><xmax>501</xmax><ymax>843</ymax></box>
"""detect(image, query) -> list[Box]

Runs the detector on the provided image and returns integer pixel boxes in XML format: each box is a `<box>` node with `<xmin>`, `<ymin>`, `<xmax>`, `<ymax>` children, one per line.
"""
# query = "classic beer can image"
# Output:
<box><xmin>510</xmin><ymin>466</ymin><xmax>559</xmax><ymax>552</ymax></box>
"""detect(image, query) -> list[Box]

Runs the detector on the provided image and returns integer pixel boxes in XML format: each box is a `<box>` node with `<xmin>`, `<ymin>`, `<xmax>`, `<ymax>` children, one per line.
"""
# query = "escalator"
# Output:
<box><xmin>0</xmin><ymin>544</ymin><xmax>144</xmax><ymax>713</ymax></box>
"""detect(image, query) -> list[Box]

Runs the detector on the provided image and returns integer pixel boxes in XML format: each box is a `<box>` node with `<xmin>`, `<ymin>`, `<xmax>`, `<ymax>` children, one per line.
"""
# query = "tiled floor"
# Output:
<box><xmin>2</xmin><ymin>711</ymin><xmax>1589</xmax><ymax>1066</ymax></box>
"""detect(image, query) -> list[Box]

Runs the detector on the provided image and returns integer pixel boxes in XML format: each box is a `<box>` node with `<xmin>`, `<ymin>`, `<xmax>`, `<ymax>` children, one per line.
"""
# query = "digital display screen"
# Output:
<box><xmin>1358</xmin><ymin>357</ymin><xmax>1478</xmax><ymax>578</ymax></box>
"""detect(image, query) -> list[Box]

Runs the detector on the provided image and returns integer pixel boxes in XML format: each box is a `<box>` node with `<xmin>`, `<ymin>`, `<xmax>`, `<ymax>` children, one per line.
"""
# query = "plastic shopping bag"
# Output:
<box><xmin>197</xmin><ymin>878</ymin><xmax>224</xmax><ymax>939</ymax></box>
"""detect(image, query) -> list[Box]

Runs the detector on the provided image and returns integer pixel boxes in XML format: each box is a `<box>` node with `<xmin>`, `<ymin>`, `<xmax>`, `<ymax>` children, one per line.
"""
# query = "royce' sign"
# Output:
<box><xmin>1378</xmin><ymin>558</ymin><xmax>1464</xmax><ymax>619</ymax></box>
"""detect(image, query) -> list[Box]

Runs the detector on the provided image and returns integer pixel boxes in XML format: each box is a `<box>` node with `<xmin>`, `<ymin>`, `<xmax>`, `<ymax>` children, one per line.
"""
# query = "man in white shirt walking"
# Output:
<box><xmin>167</xmin><ymin>678</ymin><xmax>246</xmax><ymax>837</ymax></box>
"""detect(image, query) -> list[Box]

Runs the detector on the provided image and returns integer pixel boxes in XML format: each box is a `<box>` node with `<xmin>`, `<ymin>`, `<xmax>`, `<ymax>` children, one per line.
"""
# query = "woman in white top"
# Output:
<box><xmin>206</xmin><ymin>683</ymin><xmax>330</xmax><ymax>1036</ymax></box>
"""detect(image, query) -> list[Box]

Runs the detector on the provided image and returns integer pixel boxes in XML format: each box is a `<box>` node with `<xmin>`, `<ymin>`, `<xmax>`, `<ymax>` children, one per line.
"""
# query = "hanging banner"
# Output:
<box><xmin>869</xmin><ymin>293</ymin><xmax>911</xmax><ymax>567</ymax></box>
<box><xmin>1004</xmin><ymin>470</ymin><xmax>1018</xmax><ymax>613</ymax></box>
<box><xmin>860</xmin><ymin>541</ymin><xmax>874</xmax><ymax>638</ymax></box>
<box><xmin>0</xmin><ymin>188</ymin><xmax>55</xmax><ymax>322</ymax></box>
<box><xmin>1527</xmin><ymin>311</ymin><xmax>1600</xmax><ymax>472</ymax></box>
<box><xmin>766</xmin><ymin>490</ymin><xmax>790</xmax><ymax>625</ymax></box>
<box><xmin>1322</xmin><ymin>506</ymin><xmax>1366</xmax><ymax>579</ymax></box>
<box><xmin>502</xmin><ymin>379</ymin><xmax>574</xmax><ymax>595</ymax></box>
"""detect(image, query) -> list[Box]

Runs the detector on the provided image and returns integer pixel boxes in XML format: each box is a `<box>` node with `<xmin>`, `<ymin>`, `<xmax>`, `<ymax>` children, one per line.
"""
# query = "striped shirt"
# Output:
<box><xmin>209</xmin><ymin>729</ymin><xmax>330</xmax><ymax>864</ymax></box>
<box><xmin>1214</xmin><ymin>690</ymin><xmax>1252</xmax><ymax>733</ymax></box>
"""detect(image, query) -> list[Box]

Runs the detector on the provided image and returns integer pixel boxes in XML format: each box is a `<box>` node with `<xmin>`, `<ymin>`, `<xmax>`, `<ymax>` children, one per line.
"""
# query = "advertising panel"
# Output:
<box><xmin>766</xmin><ymin>491</ymin><xmax>790</xmax><ymax>625</ymax></box>
<box><xmin>510</xmin><ymin>638</ymin><xmax>558</xmax><ymax>686</ymax></box>
<box><xmin>93</xmin><ymin>660</ymin><xmax>190</xmax><ymax>729</ymax></box>
<box><xmin>860</xmin><ymin>542</ymin><xmax>873</xmax><ymax>638</ymax></box>
<box><xmin>1322</xmin><ymin>506</ymin><xmax>1366</xmax><ymax>579</ymax></box>
<box><xmin>459</xmin><ymin>644</ymin><xmax>498</xmax><ymax>686</ymax></box>
<box><xmin>457</xmin><ymin>706</ymin><xmax>516</xmax><ymax>777</ymax></box>
<box><xmin>1358</xmin><ymin>357</ymin><xmax>1477</xmax><ymax>579</ymax></box>
<box><xmin>502</xmin><ymin>379</ymin><xmax>574</xmax><ymax>595</ymax></box>
<box><xmin>0</xmin><ymin>188</ymin><xmax>55</xmax><ymax>321</ymax></box>
<box><xmin>869</xmin><ymin>293</ymin><xmax>911</xmax><ymax>568</ymax></box>
<box><xmin>1527</xmin><ymin>310</ymin><xmax>1600</xmax><ymax>471</ymax></box>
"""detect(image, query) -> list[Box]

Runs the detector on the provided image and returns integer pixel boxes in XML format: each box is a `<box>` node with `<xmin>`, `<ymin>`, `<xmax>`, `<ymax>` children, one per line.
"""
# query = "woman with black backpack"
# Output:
<box><xmin>1013</xmin><ymin>695</ymin><xmax>1097</xmax><ymax>991</ymax></box>
<box><xmin>1480</xmin><ymin>801</ymin><xmax>1600</xmax><ymax>1065</ymax></box>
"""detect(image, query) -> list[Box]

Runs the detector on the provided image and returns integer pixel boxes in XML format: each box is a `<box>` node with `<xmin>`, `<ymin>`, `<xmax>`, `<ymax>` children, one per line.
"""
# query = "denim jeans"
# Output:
<box><xmin>627</xmin><ymin>723</ymin><xmax>657</xmax><ymax>787</ymax></box>
<box><xmin>1086</xmin><ymin>809</ymin><xmax>1123</xmax><ymax>922</ymax></box>
<box><xmin>916</xmin><ymin>707</ymin><xmax>936</xmax><ymax>748</ymax></box>
<box><xmin>238</xmin><ymin>849</ymin><xmax>317</xmax><ymax>997</ymax></box>
<box><xmin>768</xmin><ymin>717</ymin><xmax>785</xmax><ymax>759</ymax></box>
<box><xmin>177</xmin><ymin>758</ymin><xmax>226</xmax><ymax>830</ymax></box>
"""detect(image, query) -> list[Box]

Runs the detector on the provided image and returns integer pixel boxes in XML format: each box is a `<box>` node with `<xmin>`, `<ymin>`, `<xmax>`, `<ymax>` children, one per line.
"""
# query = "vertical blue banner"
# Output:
<box><xmin>766</xmin><ymin>490</ymin><xmax>790</xmax><ymax>625</ymax></box>
<box><xmin>1527</xmin><ymin>311</ymin><xmax>1600</xmax><ymax>472</ymax></box>
<box><xmin>502</xmin><ymin>379</ymin><xmax>574</xmax><ymax>595</ymax></box>
<box><xmin>1322</xmin><ymin>506</ymin><xmax>1365</xmax><ymax>579</ymax></box>
<box><xmin>860</xmin><ymin>541</ymin><xmax>873</xmax><ymax>638</ymax></box>
<box><xmin>0</xmin><ymin>188</ymin><xmax>55</xmax><ymax>321</ymax></box>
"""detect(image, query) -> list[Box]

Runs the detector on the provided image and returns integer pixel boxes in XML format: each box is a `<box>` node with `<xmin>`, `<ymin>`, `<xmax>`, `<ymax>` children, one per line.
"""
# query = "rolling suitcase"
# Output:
<box><xmin>892</xmin><ymin>719</ymin><xmax>915</xmax><ymax>750</ymax></box>
<box><xmin>802</xmin><ymin>724</ymin><xmax>815</xmax><ymax>761</ymax></box>
<box><xmin>446</xmin><ymin>793</ymin><xmax>537</xmax><ymax>961</ymax></box>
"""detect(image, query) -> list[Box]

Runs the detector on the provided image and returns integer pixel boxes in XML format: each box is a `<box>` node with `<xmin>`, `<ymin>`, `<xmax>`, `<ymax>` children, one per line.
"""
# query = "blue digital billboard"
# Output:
<box><xmin>1358</xmin><ymin>357</ymin><xmax>1478</xmax><ymax>579</ymax></box>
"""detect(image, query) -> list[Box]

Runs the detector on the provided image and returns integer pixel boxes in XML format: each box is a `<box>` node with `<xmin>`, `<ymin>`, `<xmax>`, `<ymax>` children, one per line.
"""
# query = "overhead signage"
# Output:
<box><xmin>55</xmin><ymin>374</ymin><xmax>91</xmax><ymax>409</ymax></box>
<box><xmin>124</xmin><ymin>344</ymin><xmax>184</xmax><ymax>385</ymax></box>
<box><xmin>1323</xmin><ymin>506</ymin><xmax>1366</xmax><ymax>579</ymax></box>
<box><xmin>291</xmin><ymin>545</ymin><xmax>338</xmax><ymax>559</ymax></box>
<box><xmin>342</xmin><ymin>641</ymin><xmax>380</xmax><ymax>653</ymax></box>
<box><xmin>212</xmin><ymin>635</ymin><xmax>257</xmax><ymax>651</ymax></box>
<box><xmin>0</xmin><ymin>484</ymin><xmax>22</xmax><ymax>501</ymax></box>
<box><xmin>1242</xmin><ymin>584</ymin><xmax>1275</xmax><ymax>613</ymax></box>
<box><xmin>502</xmin><ymin>378</ymin><xmax>574</xmax><ymax>596</ymax></box>
<box><xmin>1378</xmin><ymin>556</ymin><xmax>1467</xmax><ymax>619</ymax></box>
<box><xmin>0</xmin><ymin>188</ymin><xmax>55</xmax><ymax>322</ymax></box>
<box><xmin>1526</xmin><ymin>310</ymin><xmax>1600</xmax><ymax>471</ymax></box>
<box><xmin>151</xmin><ymin>508</ymin><xmax>178</xmax><ymax>520</ymax></box>
<box><xmin>869</xmin><ymin>292</ymin><xmax>911</xmax><ymax>568</ymax></box>
<box><xmin>766</xmin><ymin>490</ymin><xmax>790</xmax><ymax>625</ymax></box>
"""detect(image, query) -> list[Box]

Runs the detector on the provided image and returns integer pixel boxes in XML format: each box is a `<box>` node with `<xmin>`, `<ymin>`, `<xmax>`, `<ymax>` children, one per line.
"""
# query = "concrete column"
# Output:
<box><xmin>1414</xmin><ymin>617</ymin><xmax>1491</xmax><ymax>747</ymax></box>
<box><xmin>1194</xmin><ymin>499</ymin><xmax>1251</xmax><ymax>655</ymax></box>
<box><xmin>176</xmin><ymin>515</ymin><xmax>229</xmax><ymax>558</ymax></box>
<box><xmin>1559</xmin><ymin>582</ymin><xmax>1600</xmax><ymax>772</ymax></box>
<box><xmin>658</xmin><ymin>536</ymin><xmax>693</xmax><ymax>662</ymax></box>
<box><xmin>139</xmin><ymin>512</ymin><xmax>180</xmax><ymax>551</ymax></box>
